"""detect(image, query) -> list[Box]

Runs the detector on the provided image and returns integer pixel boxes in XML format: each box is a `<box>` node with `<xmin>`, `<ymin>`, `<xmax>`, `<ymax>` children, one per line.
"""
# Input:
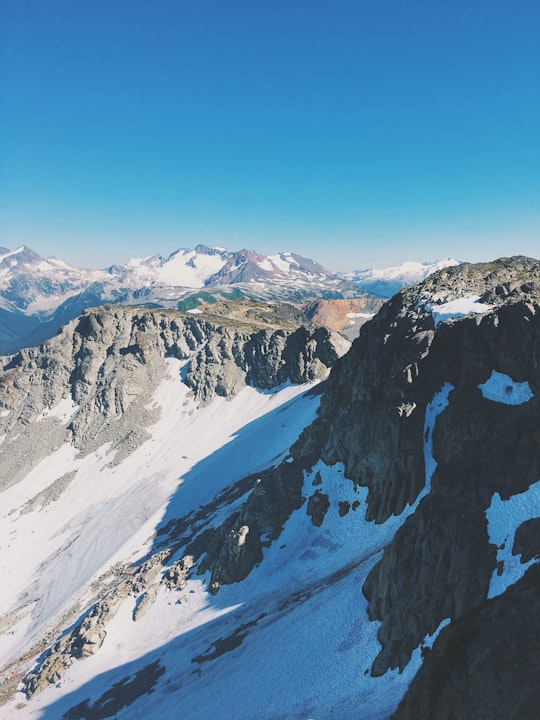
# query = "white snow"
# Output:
<box><xmin>126</xmin><ymin>255</ymin><xmax>155</xmax><ymax>268</ymax></box>
<box><xmin>268</xmin><ymin>252</ymin><xmax>294</xmax><ymax>274</ymax></box>
<box><xmin>256</xmin><ymin>258</ymin><xmax>274</xmax><ymax>272</ymax></box>
<box><xmin>0</xmin><ymin>246</ymin><xmax>26</xmax><ymax>262</ymax></box>
<box><xmin>478</xmin><ymin>370</ymin><xmax>534</xmax><ymax>405</ymax></box>
<box><xmin>422</xmin><ymin>383</ymin><xmax>453</xmax><ymax>504</ymax></box>
<box><xmin>157</xmin><ymin>250</ymin><xmax>226</xmax><ymax>286</ymax></box>
<box><xmin>186</xmin><ymin>308</ymin><xmax>203</xmax><ymax>314</ymax></box>
<box><xmin>346</xmin><ymin>312</ymin><xmax>375</xmax><ymax>319</ymax></box>
<box><xmin>12</xmin><ymin>460</ymin><xmax>428</xmax><ymax>720</ymax></box>
<box><xmin>426</xmin><ymin>295</ymin><xmax>493</xmax><ymax>326</ymax></box>
<box><xmin>36</xmin><ymin>397</ymin><xmax>79</xmax><ymax>424</ymax></box>
<box><xmin>351</xmin><ymin>258</ymin><xmax>459</xmax><ymax>284</ymax></box>
<box><xmin>485</xmin><ymin>478</ymin><xmax>540</xmax><ymax>598</ymax></box>
<box><xmin>371</xmin><ymin>259</ymin><xmax>455</xmax><ymax>281</ymax></box>
<box><xmin>0</xmin><ymin>360</ymin><xmax>322</xmax><ymax>671</ymax></box>
<box><xmin>124</xmin><ymin>249</ymin><xmax>227</xmax><ymax>288</ymax></box>
<box><xmin>25</xmin><ymin>290</ymin><xmax>84</xmax><ymax>315</ymax></box>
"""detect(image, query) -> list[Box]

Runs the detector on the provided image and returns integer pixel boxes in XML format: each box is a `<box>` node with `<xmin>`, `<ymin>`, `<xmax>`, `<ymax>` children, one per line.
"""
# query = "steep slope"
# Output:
<box><xmin>1</xmin><ymin>256</ymin><xmax>538</xmax><ymax>719</ymax></box>
<box><xmin>0</xmin><ymin>305</ymin><xmax>348</xmax><ymax>708</ymax></box>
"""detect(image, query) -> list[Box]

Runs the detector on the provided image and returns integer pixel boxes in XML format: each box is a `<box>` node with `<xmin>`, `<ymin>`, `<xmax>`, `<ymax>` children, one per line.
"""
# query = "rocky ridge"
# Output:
<box><xmin>0</xmin><ymin>302</ymin><xmax>347</xmax><ymax>491</ymax></box>
<box><xmin>297</xmin><ymin>257</ymin><xmax>540</xmax><ymax>675</ymax></box>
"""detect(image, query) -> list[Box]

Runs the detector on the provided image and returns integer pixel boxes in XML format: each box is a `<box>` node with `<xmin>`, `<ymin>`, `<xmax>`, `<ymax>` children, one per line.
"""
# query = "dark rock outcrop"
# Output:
<box><xmin>513</xmin><ymin>518</ymin><xmax>540</xmax><ymax>563</ymax></box>
<box><xmin>391</xmin><ymin>565</ymin><xmax>540</xmax><ymax>720</ymax></box>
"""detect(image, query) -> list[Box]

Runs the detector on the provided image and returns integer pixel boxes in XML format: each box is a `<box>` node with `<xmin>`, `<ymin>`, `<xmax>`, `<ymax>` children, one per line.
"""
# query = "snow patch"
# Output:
<box><xmin>268</xmin><ymin>253</ymin><xmax>293</xmax><ymax>274</ymax></box>
<box><xmin>36</xmin><ymin>397</ymin><xmax>79</xmax><ymax>424</ymax></box>
<box><xmin>346</xmin><ymin>312</ymin><xmax>375</xmax><ymax>319</ymax></box>
<box><xmin>485</xmin><ymin>478</ymin><xmax>540</xmax><ymax>599</ymax></box>
<box><xmin>478</xmin><ymin>370</ymin><xmax>534</xmax><ymax>405</ymax></box>
<box><xmin>426</xmin><ymin>295</ymin><xmax>492</xmax><ymax>327</ymax></box>
<box><xmin>256</xmin><ymin>258</ymin><xmax>273</xmax><ymax>272</ymax></box>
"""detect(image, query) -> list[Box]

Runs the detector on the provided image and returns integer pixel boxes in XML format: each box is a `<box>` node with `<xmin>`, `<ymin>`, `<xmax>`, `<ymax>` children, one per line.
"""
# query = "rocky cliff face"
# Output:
<box><xmin>0</xmin><ymin>304</ymin><xmax>347</xmax><ymax>492</ymax></box>
<box><xmin>294</xmin><ymin>256</ymin><xmax>540</xmax><ymax>710</ymax></box>
<box><xmin>294</xmin><ymin>257</ymin><xmax>539</xmax><ymax>656</ymax></box>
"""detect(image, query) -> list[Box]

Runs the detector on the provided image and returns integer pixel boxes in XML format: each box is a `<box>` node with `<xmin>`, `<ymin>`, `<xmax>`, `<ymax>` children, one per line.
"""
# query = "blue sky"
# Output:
<box><xmin>1</xmin><ymin>0</ymin><xmax>538</xmax><ymax>271</ymax></box>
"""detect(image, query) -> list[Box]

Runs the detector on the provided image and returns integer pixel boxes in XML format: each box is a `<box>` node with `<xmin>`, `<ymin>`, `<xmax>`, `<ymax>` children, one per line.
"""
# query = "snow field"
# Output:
<box><xmin>422</xmin><ymin>382</ymin><xmax>453</xmax><ymax>505</ymax></box>
<box><xmin>4</xmin><ymin>375</ymin><xmax>458</xmax><ymax>719</ymax></box>
<box><xmin>89</xmin><ymin>378</ymin><xmax>458</xmax><ymax>718</ymax></box>
<box><xmin>0</xmin><ymin>360</ymin><xmax>321</xmax><ymax>671</ymax></box>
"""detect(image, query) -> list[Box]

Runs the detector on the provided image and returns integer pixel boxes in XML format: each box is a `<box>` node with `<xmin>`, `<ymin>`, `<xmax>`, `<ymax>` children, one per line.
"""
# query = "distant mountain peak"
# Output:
<box><xmin>348</xmin><ymin>257</ymin><xmax>460</xmax><ymax>296</ymax></box>
<box><xmin>0</xmin><ymin>243</ymin><xmax>465</xmax><ymax>354</ymax></box>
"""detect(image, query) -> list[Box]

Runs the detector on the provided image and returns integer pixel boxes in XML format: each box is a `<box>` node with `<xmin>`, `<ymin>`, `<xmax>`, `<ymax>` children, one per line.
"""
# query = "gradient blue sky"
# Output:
<box><xmin>1</xmin><ymin>0</ymin><xmax>539</xmax><ymax>271</ymax></box>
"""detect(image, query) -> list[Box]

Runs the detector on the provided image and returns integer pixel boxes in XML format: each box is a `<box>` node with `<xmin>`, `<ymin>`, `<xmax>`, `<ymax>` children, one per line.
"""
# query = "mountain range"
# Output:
<box><xmin>0</xmin><ymin>254</ymin><xmax>539</xmax><ymax>718</ymax></box>
<box><xmin>0</xmin><ymin>244</ymin><xmax>458</xmax><ymax>354</ymax></box>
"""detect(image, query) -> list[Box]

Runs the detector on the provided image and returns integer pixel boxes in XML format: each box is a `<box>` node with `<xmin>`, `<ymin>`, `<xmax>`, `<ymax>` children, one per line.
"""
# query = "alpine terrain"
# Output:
<box><xmin>0</xmin><ymin>255</ymin><xmax>538</xmax><ymax>719</ymax></box>
<box><xmin>0</xmin><ymin>245</ymin><xmax>457</xmax><ymax>355</ymax></box>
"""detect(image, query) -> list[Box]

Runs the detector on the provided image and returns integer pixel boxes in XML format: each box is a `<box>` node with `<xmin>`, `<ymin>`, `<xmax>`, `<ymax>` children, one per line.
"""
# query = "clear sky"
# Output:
<box><xmin>1</xmin><ymin>0</ymin><xmax>539</xmax><ymax>271</ymax></box>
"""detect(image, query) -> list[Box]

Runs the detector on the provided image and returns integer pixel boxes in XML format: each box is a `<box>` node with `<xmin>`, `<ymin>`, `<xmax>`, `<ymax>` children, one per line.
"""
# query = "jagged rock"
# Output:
<box><xmin>0</xmin><ymin>304</ymin><xmax>348</xmax><ymax>490</ymax></box>
<box><xmin>306</xmin><ymin>491</ymin><xmax>330</xmax><ymax>527</ymax></box>
<box><xmin>198</xmin><ymin>462</ymin><xmax>306</xmax><ymax>593</ymax></box>
<box><xmin>290</xmin><ymin>256</ymin><xmax>540</xmax><ymax>675</ymax></box>
<box><xmin>163</xmin><ymin>555</ymin><xmax>195</xmax><ymax>591</ymax></box>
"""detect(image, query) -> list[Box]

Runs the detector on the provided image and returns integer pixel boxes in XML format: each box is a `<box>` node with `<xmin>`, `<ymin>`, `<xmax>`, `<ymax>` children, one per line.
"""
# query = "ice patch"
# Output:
<box><xmin>346</xmin><ymin>312</ymin><xmax>375</xmax><ymax>319</ymax></box>
<box><xmin>426</xmin><ymin>295</ymin><xmax>492</xmax><ymax>327</ymax></box>
<box><xmin>478</xmin><ymin>370</ymin><xmax>534</xmax><ymax>405</ymax></box>
<box><xmin>485</xmin><ymin>478</ymin><xmax>540</xmax><ymax>598</ymax></box>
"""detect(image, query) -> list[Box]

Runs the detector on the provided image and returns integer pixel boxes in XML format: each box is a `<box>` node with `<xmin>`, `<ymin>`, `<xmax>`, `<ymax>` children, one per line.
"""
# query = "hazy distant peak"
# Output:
<box><xmin>348</xmin><ymin>258</ymin><xmax>461</xmax><ymax>296</ymax></box>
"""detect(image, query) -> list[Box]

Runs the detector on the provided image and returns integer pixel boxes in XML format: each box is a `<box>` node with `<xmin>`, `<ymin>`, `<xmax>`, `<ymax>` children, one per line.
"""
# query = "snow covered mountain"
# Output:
<box><xmin>0</xmin><ymin>245</ymin><xmax>354</xmax><ymax>355</ymax></box>
<box><xmin>0</xmin><ymin>244</ymin><xmax>457</xmax><ymax>355</ymax></box>
<box><xmin>347</xmin><ymin>258</ymin><xmax>460</xmax><ymax>297</ymax></box>
<box><xmin>1</xmin><ymin>256</ymin><xmax>539</xmax><ymax>718</ymax></box>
